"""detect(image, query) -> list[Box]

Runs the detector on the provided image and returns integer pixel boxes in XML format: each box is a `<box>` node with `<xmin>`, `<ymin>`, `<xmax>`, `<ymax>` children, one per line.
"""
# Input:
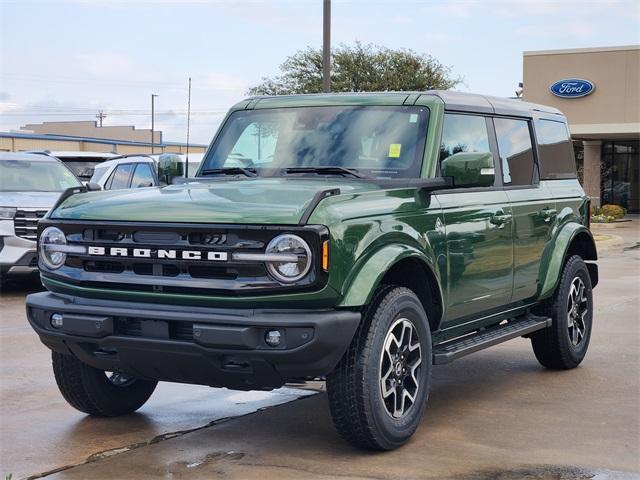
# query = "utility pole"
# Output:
<box><xmin>185</xmin><ymin>77</ymin><xmax>192</xmax><ymax>178</ymax></box>
<box><xmin>96</xmin><ymin>110</ymin><xmax>107</xmax><ymax>127</ymax></box>
<box><xmin>322</xmin><ymin>0</ymin><xmax>331</xmax><ymax>93</ymax></box>
<box><xmin>151</xmin><ymin>94</ymin><xmax>158</xmax><ymax>154</ymax></box>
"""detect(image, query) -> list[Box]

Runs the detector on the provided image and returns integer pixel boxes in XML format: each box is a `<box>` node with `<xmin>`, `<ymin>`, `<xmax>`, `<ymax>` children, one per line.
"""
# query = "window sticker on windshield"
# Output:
<box><xmin>388</xmin><ymin>144</ymin><xmax>402</xmax><ymax>158</ymax></box>
<box><xmin>409</xmin><ymin>114</ymin><xmax>418</xmax><ymax>123</ymax></box>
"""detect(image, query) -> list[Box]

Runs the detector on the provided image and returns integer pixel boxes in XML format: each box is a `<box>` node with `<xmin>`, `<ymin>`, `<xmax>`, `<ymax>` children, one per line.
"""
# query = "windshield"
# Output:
<box><xmin>0</xmin><ymin>159</ymin><xmax>81</xmax><ymax>192</ymax></box>
<box><xmin>199</xmin><ymin>106</ymin><xmax>429</xmax><ymax>179</ymax></box>
<box><xmin>89</xmin><ymin>165</ymin><xmax>110</xmax><ymax>184</ymax></box>
<box><xmin>57</xmin><ymin>159</ymin><xmax>104</xmax><ymax>179</ymax></box>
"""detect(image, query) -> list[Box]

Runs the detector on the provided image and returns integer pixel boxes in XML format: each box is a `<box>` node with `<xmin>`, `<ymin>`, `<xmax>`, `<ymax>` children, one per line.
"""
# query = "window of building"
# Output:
<box><xmin>601</xmin><ymin>140</ymin><xmax>639</xmax><ymax>213</ymax></box>
<box><xmin>131</xmin><ymin>163</ymin><xmax>156</xmax><ymax>187</ymax></box>
<box><xmin>535</xmin><ymin>119</ymin><xmax>577</xmax><ymax>179</ymax></box>
<box><xmin>494</xmin><ymin>118</ymin><xmax>536</xmax><ymax>186</ymax></box>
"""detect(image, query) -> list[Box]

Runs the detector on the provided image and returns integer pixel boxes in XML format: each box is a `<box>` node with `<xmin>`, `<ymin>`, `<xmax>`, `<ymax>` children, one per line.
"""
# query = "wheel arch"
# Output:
<box><xmin>338</xmin><ymin>244</ymin><xmax>444</xmax><ymax>332</ymax></box>
<box><xmin>539</xmin><ymin>222</ymin><xmax>598</xmax><ymax>299</ymax></box>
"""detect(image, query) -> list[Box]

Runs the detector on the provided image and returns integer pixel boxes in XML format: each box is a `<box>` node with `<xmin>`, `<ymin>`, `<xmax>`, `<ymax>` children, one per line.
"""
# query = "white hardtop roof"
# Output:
<box><xmin>150</xmin><ymin>153</ymin><xmax>205</xmax><ymax>161</ymax></box>
<box><xmin>48</xmin><ymin>151</ymin><xmax>118</xmax><ymax>159</ymax></box>
<box><xmin>98</xmin><ymin>155</ymin><xmax>156</xmax><ymax>168</ymax></box>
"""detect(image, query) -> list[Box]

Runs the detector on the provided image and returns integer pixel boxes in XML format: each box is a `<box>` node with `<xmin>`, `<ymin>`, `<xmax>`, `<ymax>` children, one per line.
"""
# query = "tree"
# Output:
<box><xmin>248</xmin><ymin>42</ymin><xmax>461</xmax><ymax>95</ymax></box>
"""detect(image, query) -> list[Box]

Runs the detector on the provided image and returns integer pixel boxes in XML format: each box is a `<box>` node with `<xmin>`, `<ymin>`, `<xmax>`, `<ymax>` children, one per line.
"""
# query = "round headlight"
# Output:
<box><xmin>265</xmin><ymin>234</ymin><xmax>312</xmax><ymax>283</ymax></box>
<box><xmin>40</xmin><ymin>226</ymin><xmax>67</xmax><ymax>269</ymax></box>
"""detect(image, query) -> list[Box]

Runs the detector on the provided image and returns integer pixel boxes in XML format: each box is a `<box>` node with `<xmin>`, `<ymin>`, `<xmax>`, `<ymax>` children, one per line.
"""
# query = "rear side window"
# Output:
<box><xmin>535</xmin><ymin>119</ymin><xmax>577</xmax><ymax>179</ymax></box>
<box><xmin>439</xmin><ymin>113</ymin><xmax>492</xmax><ymax>161</ymax></box>
<box><xmin>494</xmin><ymin>118</ymin><xmax>536</xmax><ymax>186</ymax></box>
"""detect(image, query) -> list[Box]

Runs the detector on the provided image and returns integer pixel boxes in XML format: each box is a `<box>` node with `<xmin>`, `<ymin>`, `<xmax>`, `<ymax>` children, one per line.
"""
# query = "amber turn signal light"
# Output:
<box><xmin>322</xmin><ymin>240</ymin><xmax>329</xmax><ymax>272</ymax></box>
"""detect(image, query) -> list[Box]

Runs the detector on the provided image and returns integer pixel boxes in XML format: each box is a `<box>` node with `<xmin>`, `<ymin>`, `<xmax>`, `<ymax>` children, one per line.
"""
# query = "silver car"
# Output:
<box><xmin>0</xmin><ymin>152</ymin><xmax>81</xmax><ymax>282</ymax></box>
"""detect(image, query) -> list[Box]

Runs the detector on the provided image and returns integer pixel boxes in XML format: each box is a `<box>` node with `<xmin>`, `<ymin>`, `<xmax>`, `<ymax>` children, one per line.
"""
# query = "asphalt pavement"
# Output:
<box><xmin>1</xmin><ymin>223</ymin><xmax>638</xmax><ymax>480</ymax></box>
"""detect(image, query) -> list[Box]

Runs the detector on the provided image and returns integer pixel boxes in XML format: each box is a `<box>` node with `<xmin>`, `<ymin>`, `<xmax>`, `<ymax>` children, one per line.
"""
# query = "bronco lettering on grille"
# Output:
<box><xmin>87</xmin><ymin>246</ymin><xmax>228</xmax><ymax>261</ymax></box>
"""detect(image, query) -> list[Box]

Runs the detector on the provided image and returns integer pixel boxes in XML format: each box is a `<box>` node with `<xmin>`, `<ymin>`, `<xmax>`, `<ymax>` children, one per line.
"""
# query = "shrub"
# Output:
<box><xmin>599</xmin><ymin>204</ymin><xmax>626</xmax><ymax>220</ymax></box>
<box><xmin>591</xmin><ymin>213</ymin><xmax>616</xmax><ymax>223</ymax></box>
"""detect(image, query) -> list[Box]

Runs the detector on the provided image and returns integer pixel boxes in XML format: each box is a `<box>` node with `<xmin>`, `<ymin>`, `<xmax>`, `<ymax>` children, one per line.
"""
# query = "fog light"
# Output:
<box><xmin>265</xmin><ymin>329</ymin><xmax>282</xmax><ymax>347</ymax></box>
<box><xmin>50</xmin><ymin>313</ymin><xmax>63</xmax><ymax>329</ymax></box>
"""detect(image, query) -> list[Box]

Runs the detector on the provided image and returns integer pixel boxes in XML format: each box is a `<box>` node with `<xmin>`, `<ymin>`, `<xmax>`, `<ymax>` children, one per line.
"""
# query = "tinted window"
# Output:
<box><xmin>439</xmin><ymin>113</ymin><xmax>492</xmax><ymax>162</ymax></box>
<box><xmin>494</xmin><ymin>118</ymin><xmax>535</xmax><ymax>186</ymax></box>
<box><xmin>107</xmin><ymin>164</ymin><xmax>134</xmax><ymax>190</ymax></box>
<box><xmin>131</xmin><ymin>163</ymin><xmax>155</xmax><ymax>187</ymax></box>
<box><xmin>535</xmin><ymin>119</ymin><xmax>576</xmax><ymax>179</ymax></box>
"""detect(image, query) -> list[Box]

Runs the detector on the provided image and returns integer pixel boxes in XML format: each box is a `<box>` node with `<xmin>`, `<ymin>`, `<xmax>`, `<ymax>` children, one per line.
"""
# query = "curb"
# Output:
<box><xmin>590</xmin><ymin>221</ymin><xmax>634</xmax><ymax>230</ymax></box>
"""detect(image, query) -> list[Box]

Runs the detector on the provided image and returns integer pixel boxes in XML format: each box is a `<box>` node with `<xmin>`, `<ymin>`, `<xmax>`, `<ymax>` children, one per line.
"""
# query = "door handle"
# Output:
<box><xmin>539</xmin><ymin>208</ymin><xmax>558</xmax><ymax>223</ymax></box>
<box><xmin>490</xmin><ymin>213</ymin><xmax>512</xmax><ymax>227</ymax></box>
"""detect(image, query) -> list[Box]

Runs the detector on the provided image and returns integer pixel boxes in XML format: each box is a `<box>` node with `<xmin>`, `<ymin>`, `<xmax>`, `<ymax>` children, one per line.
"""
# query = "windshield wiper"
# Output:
<box><xmin>285</xmin><ymin>167</ymin><xmax>364</xmax><ymax>179</ymax></box>
<box><xmin>200</xmin><ymin>167</ymin><xmax>257</xmax><ymax>178</ymax></box>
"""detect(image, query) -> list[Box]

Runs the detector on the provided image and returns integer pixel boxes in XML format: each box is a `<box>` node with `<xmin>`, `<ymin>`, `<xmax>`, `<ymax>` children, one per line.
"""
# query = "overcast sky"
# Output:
<box><xmin>1</xmin><ymin>0</ymin><xmax>639</xmax><ymax>145</ymax></box>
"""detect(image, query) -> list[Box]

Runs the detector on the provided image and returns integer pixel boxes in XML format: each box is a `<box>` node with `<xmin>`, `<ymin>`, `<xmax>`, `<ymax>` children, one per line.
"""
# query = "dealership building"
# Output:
<box><xmin>522</xmin><ymin>45</ymin><xmax>639</xmax><ymax>213</ymax></box>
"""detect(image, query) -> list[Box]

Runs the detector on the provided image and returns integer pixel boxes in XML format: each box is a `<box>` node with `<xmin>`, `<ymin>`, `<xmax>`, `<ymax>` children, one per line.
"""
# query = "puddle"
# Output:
<box><xmin>454</xmin><ymin>465</ymin><xmax>640</xmax><ymax>480</ymax></box>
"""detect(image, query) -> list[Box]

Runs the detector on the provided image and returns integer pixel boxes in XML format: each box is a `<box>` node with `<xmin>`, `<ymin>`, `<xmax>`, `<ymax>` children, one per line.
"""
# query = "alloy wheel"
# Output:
<box><xmin>567</xmin><ymin>277</ymin><xmax>589</xmax><ymax>346</ymax></box>
<box><xmin>379</xmin><ymin>318</ymin><xmax>422</xmax><ymax>418</ymax></box>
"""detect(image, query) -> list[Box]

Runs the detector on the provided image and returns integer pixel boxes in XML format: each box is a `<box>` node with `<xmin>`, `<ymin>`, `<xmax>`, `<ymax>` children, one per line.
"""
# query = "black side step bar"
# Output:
<box><xmin>432</xmin><ymin>315</ymin><xmax>552</xmax><ymax>365</ymax></box>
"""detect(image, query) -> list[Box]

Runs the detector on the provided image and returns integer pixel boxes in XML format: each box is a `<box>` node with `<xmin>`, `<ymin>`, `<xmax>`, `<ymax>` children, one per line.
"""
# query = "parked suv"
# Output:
<box><xmin>0</xmin><ymin>152</ymin><xmax>81</xmax><ymax>282</ymax></box>
<box><xmin>88</xmin><ymin>155</ymin><xmax>159</xmax><ymax>190</ymax></box>
<box><xmin>89</xmin><ymin>154</ymin><xmax>205</xmax><ymax>190</ymax></box>
<box><xmin>26</xmin><ymin>92</ymin><xmax>597</xmax><ymax>450</ymax></box>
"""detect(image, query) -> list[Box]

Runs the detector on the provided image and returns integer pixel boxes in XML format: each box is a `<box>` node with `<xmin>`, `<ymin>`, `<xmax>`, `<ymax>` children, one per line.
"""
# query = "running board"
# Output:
<box><xmin>432</xmin><ymin>315</ymin><xmax>552</xmax><ymax>365</ymax></box>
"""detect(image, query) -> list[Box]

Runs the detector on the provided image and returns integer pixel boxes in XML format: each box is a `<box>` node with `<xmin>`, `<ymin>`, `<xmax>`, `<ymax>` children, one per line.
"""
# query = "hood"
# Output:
<box><xmin>51</xmin><ymin>178</ymin><xmax>382</xmax><ymax>225</ymax></box>
<box><xmin>0</xmin><ymin>191</ymin><xmax>63</xmax><ymax>210</ymax></box>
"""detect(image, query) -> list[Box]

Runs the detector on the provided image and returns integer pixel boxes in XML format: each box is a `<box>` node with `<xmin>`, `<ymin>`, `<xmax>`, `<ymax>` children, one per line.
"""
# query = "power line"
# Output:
<box><xmin>0</xmin><ymin>110</ymin><xmax>227</xmax><ymax>116</ymax></box>
<box><xmin>0</xmin><ymin>73</ymin><xmax>243</xmax><ymax>92</ymax></box>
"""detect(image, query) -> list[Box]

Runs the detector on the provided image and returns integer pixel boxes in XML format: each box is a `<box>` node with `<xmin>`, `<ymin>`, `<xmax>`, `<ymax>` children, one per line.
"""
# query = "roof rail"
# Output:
<box><xmin>108</xmin><ymin>153</ymin><xmax>155</xmax><ymax>161</ymax></box>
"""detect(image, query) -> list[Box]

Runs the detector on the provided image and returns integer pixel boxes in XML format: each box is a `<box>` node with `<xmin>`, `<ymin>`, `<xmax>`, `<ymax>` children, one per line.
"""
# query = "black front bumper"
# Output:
<box><xmin>26</xmin><ymin>292</ymin><xmax>360</xmax><ymax>391</ymax></box>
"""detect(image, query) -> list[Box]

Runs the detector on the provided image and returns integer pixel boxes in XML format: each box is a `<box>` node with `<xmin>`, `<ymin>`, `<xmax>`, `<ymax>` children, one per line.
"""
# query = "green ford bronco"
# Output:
<box><xmin>27</xmin><ymin>91</ymin><xmax>597</xmax><ymax>450</ymax></box>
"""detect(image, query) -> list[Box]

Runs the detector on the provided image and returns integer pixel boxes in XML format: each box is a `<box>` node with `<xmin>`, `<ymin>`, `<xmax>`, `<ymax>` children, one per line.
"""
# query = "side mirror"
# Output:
<box><xmin>86</xmin><ymin>182</ymin><xmax>102</xmax><ymax>191</ymax></box>
<box><xmin>157</xmin><ymin>154</ymin><xmax>184</xmax><ymax>185</ymax></box>
<box><xmin>441</xmin><ymin>152</ymin><xmax>495</xmax><ymax>188</ymax></box>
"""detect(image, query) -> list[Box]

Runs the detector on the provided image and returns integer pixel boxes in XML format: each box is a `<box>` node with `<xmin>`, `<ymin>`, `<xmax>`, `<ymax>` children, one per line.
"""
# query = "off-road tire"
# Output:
<box><xmin>52</xmin><ymin>352</ymin><xmax>157</xmax><ymax>416</ymax></box>
<box><xmin>531</xmin><ymin>255</ymin><xmax>593</xmax><ymax>369</ymax></box>
<box><xmin>326</xmin><ymin>286</ymin><xmax>432</xmax><ymax>450</ymax></box>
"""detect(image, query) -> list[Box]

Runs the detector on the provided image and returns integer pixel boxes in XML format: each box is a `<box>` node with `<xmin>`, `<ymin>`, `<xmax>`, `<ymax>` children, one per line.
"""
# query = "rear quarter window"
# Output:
<box><xmin>535</xmin><ymin>119</ymin><xmax>577</xmax><ymax>179</ymax></box>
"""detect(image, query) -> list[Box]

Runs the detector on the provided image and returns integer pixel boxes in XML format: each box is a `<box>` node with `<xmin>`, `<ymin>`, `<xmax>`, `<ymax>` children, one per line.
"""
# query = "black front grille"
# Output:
<box><xmin>15</xmin><ymin>209</ymin><xmax>47</xmax><ymax>241</ymax></box>
<box><xmin>42</xmin><ymin>221</ymin><xmax>329</xmax><ymax>296</ymax></box>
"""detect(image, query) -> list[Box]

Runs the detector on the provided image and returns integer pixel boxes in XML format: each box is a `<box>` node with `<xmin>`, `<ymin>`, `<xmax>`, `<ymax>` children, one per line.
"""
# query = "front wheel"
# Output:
<box><xmin>326</xmin><ymin>286</ymin><xmax>432</xmax><ymax>450</ymax></box>
<box><xmin>52</xmin><ymin>352</ymin><xmax>157</xmax><ymax>416</ymax></box>
<box><xmin>531</xmin><ymin>255</ymin><xmax>593</xmax><ymax>369</ymax></box>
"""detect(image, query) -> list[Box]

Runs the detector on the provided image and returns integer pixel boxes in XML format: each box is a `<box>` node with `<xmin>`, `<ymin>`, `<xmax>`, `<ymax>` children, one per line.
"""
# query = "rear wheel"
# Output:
<box><xmin>326</xmin><ymin>286</ymin><xmax>432</xmax><ymax>450</ymax></box>
<box><xmin>531</xmin><ymin>255</ymin><xmax>593</xmax><ymax>369</ymax></box>
<box><xmin>52</xmin><ymin>352</ymin><xmax>157</xmax><ymax>416</ymax></box>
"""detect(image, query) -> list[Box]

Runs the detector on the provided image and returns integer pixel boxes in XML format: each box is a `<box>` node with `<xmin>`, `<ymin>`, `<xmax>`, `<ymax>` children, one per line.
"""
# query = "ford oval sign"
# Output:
<box><xmin>550</xmin><ymin>78</ymin><xmax>595</xmax><ymax>98</ymax></box>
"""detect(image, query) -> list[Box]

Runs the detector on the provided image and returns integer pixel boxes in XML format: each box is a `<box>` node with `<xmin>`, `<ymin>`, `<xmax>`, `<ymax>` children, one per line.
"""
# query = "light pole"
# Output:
<box><xmin>322</xmin><ymin>0</ymin><xmax>331</xmax><ymax>93</ymax></box>
<box><xmin>151</xmin><ymin>94</ymin><xmax>158</xmax><ymax>154</ymax></box>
